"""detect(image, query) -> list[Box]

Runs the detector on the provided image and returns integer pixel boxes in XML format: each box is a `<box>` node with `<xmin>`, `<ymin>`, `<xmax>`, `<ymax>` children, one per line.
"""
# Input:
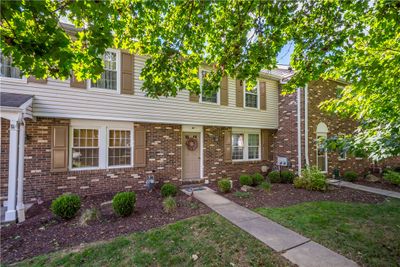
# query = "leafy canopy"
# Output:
<box><xmin>1</xmin><ymin>0</ymin><xmax>399</xmax><ymax>160</ymax></box>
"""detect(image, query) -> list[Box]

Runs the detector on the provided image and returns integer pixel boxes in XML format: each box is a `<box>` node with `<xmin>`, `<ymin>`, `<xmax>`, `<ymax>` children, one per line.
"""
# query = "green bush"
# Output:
<box><xmin>163</xmin><ymin>196</ymin><xmax>177</xmax><ymax>213</ymax></box>
<box><xmin>343</xmin><ymin>171</ymin><xmax>358</xmax><ymax>182</ymax></box>
<box><xmin>252</xmin><ymin>173</ymin><xmax>265</xmax><ymax>186</ymax></box>
<box><xmin>295</xmin><ymin>167</ymin><xmax>327</xmax><ymax>191</ymax></box>
<box><xmin>239</xmin><ymin>174</ymin><xmax>253</xmax><ymax>186</ymax></box>
<box><xmin>161</xmin><ymin>183</ymin><xmax>178</xmax><ymax>197</ymax></box>
<box><xmin>259</xmin><ymin>181</ymin><xmax>271</xmax><ymax>191</ymax></box>
<box><xmin>233</xmin><ymin>191</ymin><xmax>251</xmax><ymax>198</ymax></box>
<box><xmin>112</xmin><ymin>192</ymin><xmax>136</xmax><ymax>217</ymax></box>
<box><xmin>268</xmin><ymin>171</ymin><xmax>281</xmax><ymax>183</ymax></box>
<box><xmin>79</xmin><ymin>208</ymin><xmax>100</xmax><ymax>226</ymax></box>
<box><xmin>218</xmin><ymin>178</ymin><xmax>232</xmax><ymax>193</ymax></box>
<box><xmin>51</xmin><ymin>194</ymin><xmax>81</xmax><ymax>220</ymax></box>
<box><xmin>383</xmin><ymin>170</ymin><xmax>400</xmax><ymax>185</ymax></box>
<box><xmin>280</xmin><ymin>170</ymin><xmax>295</xmax><ymax>183</ymax></box>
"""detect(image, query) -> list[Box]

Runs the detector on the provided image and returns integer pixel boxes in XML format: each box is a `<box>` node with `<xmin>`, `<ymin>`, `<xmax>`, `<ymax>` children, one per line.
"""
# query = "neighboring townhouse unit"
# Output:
<box><xmin>1</xmin><ymin>50</ymin><xmax>398</xmax><ymax>223</ymax></box>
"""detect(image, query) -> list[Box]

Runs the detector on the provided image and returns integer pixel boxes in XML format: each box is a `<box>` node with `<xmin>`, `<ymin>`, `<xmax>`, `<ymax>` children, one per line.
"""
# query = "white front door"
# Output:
<box><xmin>182</xmin><ymin>132</ymin><xmax>201</xmax><ymax>180</ymax></box>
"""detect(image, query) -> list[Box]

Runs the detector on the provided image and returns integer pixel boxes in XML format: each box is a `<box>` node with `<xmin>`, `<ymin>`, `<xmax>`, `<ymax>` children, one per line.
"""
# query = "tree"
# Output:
<box><xmin>1</xmin><ymin>0</ymin><xmax>399</xmax><ymax>160</ymax></box>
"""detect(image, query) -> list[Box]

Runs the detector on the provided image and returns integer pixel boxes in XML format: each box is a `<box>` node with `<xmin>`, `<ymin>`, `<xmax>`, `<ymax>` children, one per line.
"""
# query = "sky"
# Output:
<box><xmin>277</xmin><ymin>42</ymin><xmax>294</xmax><ymax>65</ymax></box>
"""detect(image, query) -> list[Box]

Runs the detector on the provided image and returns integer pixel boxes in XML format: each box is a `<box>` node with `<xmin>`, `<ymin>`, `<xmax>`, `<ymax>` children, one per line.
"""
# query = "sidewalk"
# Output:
<box><xmin>183</xmin><ymin>187</ymin><xmax>358</xmax><ymax>267</ymax></box>
<box><xmin>328</xmin><ymin>179</ymin><xmax>400</xmax><ymax>199</ymax></box>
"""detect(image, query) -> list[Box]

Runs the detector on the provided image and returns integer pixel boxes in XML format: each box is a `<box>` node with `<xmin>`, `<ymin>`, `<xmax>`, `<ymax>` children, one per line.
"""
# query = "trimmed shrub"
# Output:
<box><xmin>233</xmin><ymin>191</ymin><xmax>251</xmax><ymax>198</ymax></box>
<box><xmin>259</xmin><ymin>181</ymin><xmax>271</xmax><ymax>192</ymax></box>
<box><xmin>280</xmin><ymin>170</ymin><xmax>295</xmax><ymax>183</ymax></box>
<box><xmin>268</xmin><ymin>171</ymin><xmax>281</xmax><ymax>183</ymax></box>
<box><xmin>295</xmin><ymin>167</ymin><xmax>327</xmax><ymax>191</ymax></box>
<box><xmin>252</xmin><ymin>173</ymin><xmax>265</xmax><ymax>186</ymax></box>
<box><xmin>79</xmin><ymin>208</ymin><xmax>100</xmax><ymax>226</ymax></box>
<box><xmin>163</xmin><ymin>196</ymin><xmax>177</xmax><ymax>213</ymax></box>
<box><xmin>161</xmin><ymin>183</ymin><xmax>178</xmax><ymax>197</ymax></box>
<box><xmin>239</xmin><ymin>174</ymin><xmax>253</xmax><ymax>186</ymax></box>
<box><xmin>51</xmin><ymin>194</ymin><xmax>81</xmax><ymax>220</ymax></box>
<box><xmin>218</xmin><ymin>178</ymin><xmax>232</xmax><ymax>193</ymax></box>
<box><xmin>112</xmin><ymin>192</ymin><xmax>136</xmax><ymax>217</ymax></box>
<box><xmin>383</xmin><ymin>170</ymin><xmax>400</xmax><ymax>186</ymax></box>
<box><xmin>343</xmin><ymin>171</ymin><xmax>358</xmax><ymax>182</ymax></box>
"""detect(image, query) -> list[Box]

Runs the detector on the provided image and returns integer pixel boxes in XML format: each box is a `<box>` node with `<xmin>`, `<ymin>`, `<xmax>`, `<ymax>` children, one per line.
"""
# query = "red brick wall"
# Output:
<box><xmin>1</xmin><ymin>119</ymin><xmax>10</xmax><ymax>204</ymax></box>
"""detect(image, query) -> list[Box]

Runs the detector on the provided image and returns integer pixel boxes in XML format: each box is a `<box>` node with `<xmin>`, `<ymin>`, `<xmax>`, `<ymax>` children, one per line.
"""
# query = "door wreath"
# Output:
<box><xmin>185</xmin><ymin>137</ymin><xmax>198</xmax><ymax>151</ymax></box>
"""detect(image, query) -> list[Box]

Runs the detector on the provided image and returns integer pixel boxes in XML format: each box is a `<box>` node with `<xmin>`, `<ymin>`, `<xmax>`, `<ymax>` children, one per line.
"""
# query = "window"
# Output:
<box><xmin>0</xmin><ymin>52</ymin><xmax>22</xmax><ymax>79</ymax></box>
<box><xmin>232</xmin><ymin>129</ymin><xmax>260</xmax><ymax>161</ymax></box>
<box><xmin>338</xmin><ymin>134</ymin><xmax>346</xmax><ymax>160</ymax></box>
<box><xmin>70</xmin><ymin>120</ymin><xmax>133</xmax><ymax>170</ymax></box>
<box><xmin>91</xmin><ymin>51</ymin><xmax>118</xmax><ymax>91</ymax></box>
<box><xmin>108</xmin><ymin>130</ymin><xmax>131</xmax><ymax>166</ymax></box>
<box><xmin>244</xmin><ymin>81</ymin><xmax>259</xmax><ymax>108</ymax></box>
<box><xmin>200</xmin><ymin>70</ymin><xmax>219</xmax><ymax>104</ymax></box>
<box><xmin>72</xmin><ymin>129</ymin><xmax>100</xmax><ymax>168</ymax></box>
<box><xmin>336</xmin><ymin>86</ymin><xmax>344</xmax><ymax>99</ymax></box>
<box><xmin>316</xmin><ymin>134</ymin><xmax>327</xmax><ymax>172</ymax></box>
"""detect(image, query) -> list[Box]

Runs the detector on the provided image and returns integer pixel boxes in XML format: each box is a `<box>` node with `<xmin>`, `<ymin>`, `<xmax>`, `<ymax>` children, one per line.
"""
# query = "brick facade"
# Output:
<box><xmin>1</xmin><ymin>119</ymin><xmax>10</xmax><ymax>203</ymax></box>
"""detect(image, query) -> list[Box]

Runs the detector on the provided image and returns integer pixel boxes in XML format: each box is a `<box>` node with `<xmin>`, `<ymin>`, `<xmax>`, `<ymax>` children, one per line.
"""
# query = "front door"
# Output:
<box><xmin>182</xmin><ymin>132</ymin><xmax>201</xmax><ymax>180</ymax></box>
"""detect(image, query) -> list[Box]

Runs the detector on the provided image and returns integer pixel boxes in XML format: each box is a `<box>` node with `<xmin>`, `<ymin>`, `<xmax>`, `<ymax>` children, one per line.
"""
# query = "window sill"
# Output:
<box><xmin>243</xmin><ymin>106</ymin><xmax>260</xmax><ymax>111</ymax></box>
<box><xmin>0</xmin><ymin>77</ymin><xmax>27</xmax><ymax>84</ymax></box>
<box><xmin>232</xmin><ymin>159</ymin><xmax>261</xmax><ymax>163</ymax></box>
<box><xmin>200</xmin><ymin>101</ymin><xmax>220</xmax><ymax>105</ymax></box>
<box><xmin>338</xmin><ymin>158</ymin><xmax>347</xmax><ymax>161</ymax></box>
<box><xmin>88</xmin><ymin>87</ymin><xmax>120</xmax><ymax>95</ymax></box>
<box><xmin>355</xmin><ymin>157</ymin><xmax>363</xmax><ymax>160</ymax></box>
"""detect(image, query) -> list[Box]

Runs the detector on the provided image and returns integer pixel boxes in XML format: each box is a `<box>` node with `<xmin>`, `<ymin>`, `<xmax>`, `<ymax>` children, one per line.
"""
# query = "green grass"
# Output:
<box><xmin>256</xmin><ymin>199</ymin><xmax>400</xmax><ymax>267</ymax></box>
<box><xmin>14</xmin><ymin>213</ymin><xmax>291</xmax><ymax>267</ymax></box>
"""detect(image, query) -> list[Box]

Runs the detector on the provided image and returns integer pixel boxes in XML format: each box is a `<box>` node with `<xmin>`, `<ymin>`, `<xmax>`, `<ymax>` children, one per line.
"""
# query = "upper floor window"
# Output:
<box><xmin>91</xmin><ymin>50</ymin><xmax>119</xmax><ymax>91</ymax></box>
<box><xmin>0</xmin><ymin>52</ymin><xmax>22</xmax><ymax>79</ymax></box>
<box><xmin>200</xmin><ymin>70</ymin><xmax>219</xmax><ymax>104</ymax></box>
<box><xmin>244</xmin><ymin>81</ymin><xmax>259</xmax><ymax>108</ymax></box>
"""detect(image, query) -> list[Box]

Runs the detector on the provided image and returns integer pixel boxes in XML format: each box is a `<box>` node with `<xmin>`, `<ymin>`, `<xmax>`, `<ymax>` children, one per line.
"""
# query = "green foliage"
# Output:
<box><xmin>2</xmin><ymin>0</ymin><xmax>399</xmax><ymax>159</ymax></box>
<box><xmin>239</xmin><ymin>175</ymin><xmax>253</xmax><ymax>186</ymax></box>
<box><xmin>217</xmin><ymin>179</ymin><xmax>232</xmax><ymax>193</ymax></box>
<box><xmin>294</xmin><ymin>167</ymin><xmax>327</xmax><ymax>191</ymax></box>
<box><xmin>280</xmin><ymin>170</ymin><xmax>295</xmax><ymax>184</ymax></box>
<box><xmin>160</xmin><ymin>183</ymin><xmax>178</xmax><ymax>198</ymax></box>
<box><xmin>233</xmin><ymin>191</ymin><xmax>251</xmax><ymax>198</ymax></box>
<box><xmin>79</xmin><ymin>208</ymin><xmax>100</xmax><ymax>226</ymax></box>
<box><xmin>268</xmin><ymin>171</ymin><xmax>281</xmax><ymax>183</ymax></box>
<box><xmin>259</xmin><ymin>181</ymin><xmax>271</xmax><ymax>192</ymax></box>
<box><xmin>51</xmin><ymin>194</ymin><xmax>81</xmax><ymax>220</ymax></box>
<box><xmin>343</xmin><ymin>171</ymin><xmax>358</xmax><ymax>182</ymax></box>
<box><xmin>112</xmin><ymin>192</ymin><xmax>136</xmax><ymax>217</ymax></box>
<box><xmin>383</xmin><ymin>170</ymin><xmax>400</xmax><ymax>186</ymax></box>
<box><xmin>252</xmin><ymin>173</ymin><xmax>265</xmax><ymax>186</ymax></box>
<box><xmin>162</xmin><ymin>196</ymin><xmax>177</xmax><ymax>213</ymax></box>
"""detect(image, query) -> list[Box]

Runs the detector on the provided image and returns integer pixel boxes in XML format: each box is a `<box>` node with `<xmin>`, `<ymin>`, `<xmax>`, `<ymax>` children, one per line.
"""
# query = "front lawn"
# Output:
<box><xmin>256</xmin><ymin>199</ymin><xmax>400</xmax><ymax>267</ymax></box>
<box><xmin>13</xmin><ymin>213</ymin><xmax>292</xmax><ymax>267</ymax></box>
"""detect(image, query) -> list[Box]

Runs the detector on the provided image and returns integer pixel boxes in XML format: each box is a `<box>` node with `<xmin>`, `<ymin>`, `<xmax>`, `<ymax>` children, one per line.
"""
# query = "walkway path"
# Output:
<box><xmin>182</xmin><ymin>187</ymin><xmax>358</xmax><ymax>267</ymax></box>
<box><xmin>328</xmin><ymin>179</ymin><xmax>400</xmax><ymax>199</ymax></box>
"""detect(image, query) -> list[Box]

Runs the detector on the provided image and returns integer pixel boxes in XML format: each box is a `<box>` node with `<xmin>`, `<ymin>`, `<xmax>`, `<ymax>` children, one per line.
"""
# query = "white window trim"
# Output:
<box><xmin>88</xmin><ymin>48</ymin><xmax>121</xmax><ymax>94</ymax></box>
<box><xmin>199</xmin><ymin>69</ymin><xmax>220</xmax><ymax>105</ymax></box>
<box><xmin>69</xmin><ymin>120</ymin><xmax>133</xmax><ymax>171</ymax></box>
<box><xmin>243</xmin><ymin>80</ymin><xmax>260</xmax><ymax>109</ymax></box>
<box><xmin>316</xmin><ymin>133</ymin><xmax>328</xmax><ymax>173</ymax></box>
<box><xmin>232</xmin><ymin>128</ymin><xmax>261</xmax><ymax>162</ymax></box>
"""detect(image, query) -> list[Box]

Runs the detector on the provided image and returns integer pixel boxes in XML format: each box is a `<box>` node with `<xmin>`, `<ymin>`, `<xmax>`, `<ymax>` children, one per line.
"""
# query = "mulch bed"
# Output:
<box><xmin>0</xmin><ymin>190</ymin><xmax>210</xmax><ymax>264</ymax></box>
<box><xmin>209</xmin><ymin>182</ymin><xmax>387</xmax><ymax>210</ymax></box>
<box><xmin>354</xmin><ymin>180</ymin><xmax>400</xmax><ymax>193</ymax></box>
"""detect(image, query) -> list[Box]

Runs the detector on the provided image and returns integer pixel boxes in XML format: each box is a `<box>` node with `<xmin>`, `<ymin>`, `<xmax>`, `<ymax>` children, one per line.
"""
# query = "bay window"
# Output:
<box><xmin>232</xmin><ymin>129</ymin><xmax>261</xmax><ymax>161</ymax></box>
<box><xmin>90</xmin><ymin>50</ymin><xmax>120</xmax><ymax>91</ymax></box>
<box><xmin>244</xmin><ymin>81</ymin><xmax>259</xmax><ymax>108</ymax></box>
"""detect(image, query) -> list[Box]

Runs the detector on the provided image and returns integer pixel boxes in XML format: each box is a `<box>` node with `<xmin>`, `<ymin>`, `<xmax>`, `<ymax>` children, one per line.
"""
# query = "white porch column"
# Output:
<box><xmin>5</xmin><ymin>119</ymin><xmax>19</xmax><ymax>222</ymax></box>
<box><xmin>16</xmin><ymin>120</ymin><xmax>26</xmax><ymax>222</ymax></box>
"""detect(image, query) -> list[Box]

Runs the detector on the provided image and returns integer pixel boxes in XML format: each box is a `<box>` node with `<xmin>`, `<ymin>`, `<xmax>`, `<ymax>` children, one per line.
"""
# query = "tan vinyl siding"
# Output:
<box><xmin>0</xmin><ymin>55</ymin><xmax>279</xmax><ymax>129</ymax></box>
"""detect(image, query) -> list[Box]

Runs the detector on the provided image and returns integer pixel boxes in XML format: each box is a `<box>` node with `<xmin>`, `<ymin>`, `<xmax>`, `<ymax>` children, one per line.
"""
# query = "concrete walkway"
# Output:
<box><xmin>183</xmin><ymin>187</ymin><xmax>358</xmax><ymax>267</ymax></box>
<box><xmin>328</xmin><ymin>179</ymin><xmax>400</xmax><ymax>199</ymax></box>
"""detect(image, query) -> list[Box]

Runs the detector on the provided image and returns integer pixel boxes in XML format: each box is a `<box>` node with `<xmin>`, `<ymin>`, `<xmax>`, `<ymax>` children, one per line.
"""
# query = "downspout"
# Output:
<box><xmin>16</xmin><ymin>119</ymin><xmax>26</xmax><ymax>222</ymax></box>
<box><xmin>304</xmin><ymin>83</ymin><xmax>310</xmax><ymax>166</ymax></box>
<box><xmin>5</xmin><ymin>119</ymin><xmax>18</xmax><ymax>222</ymax></box>
<box><xmin>297</xmin><ymin>87</ymin><xmax>302</xmax><ymax>175</ymax></box>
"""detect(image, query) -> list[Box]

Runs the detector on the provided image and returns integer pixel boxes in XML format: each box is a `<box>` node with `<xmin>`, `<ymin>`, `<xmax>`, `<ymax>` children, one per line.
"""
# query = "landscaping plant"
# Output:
<box><xmin>79</xmin><ymin>208</ymin><xmax>100</xmax><ymax>226</ymax></box>
<box><xmin>343</xmin><ymin>171</ymin><xmax>358</xmax><ymax>182</ymax></box>
<box><xmin>233</xmin><ymin>191</ymin><xmax>251</xmax><ymax>198</ymax></box>
<box><xmin>252</xmin><ymin>173</ymin><xmax>265</xmax><ymax>186</ymax></box>
<box><xmin>161</xmin><ymin>183</ymin><xmax>178</xmax><ymax>197</ymax></box>
<box><xmin>112</xmin><ymin>192</ymin><xmax>136</xmax><ymax>217</ymax></box>
<box><xmin>267</xmin><ymin>171</ymin><xmax>281</xmax><ymax>183</ymax></box>
<box><xmin>162</xmin><ymin>196</ymin><xmax>177</xmax><ymax>213</ymax></box>
<box><xmin>217</xmin><ymin>178</ymin><xmax>232</xmax><ymax>193</ymax></box>
<box><xmin>280</xmin><ymin>170</ymin><xmax>295</xmax><ymax>183</ymax></box>
<box><xmin>294</xmin><ymin>167</ymin><xmax>327</xmax><ymax>191</ymax></box>
<box><xmin>383</xmin><ymin>170</ymin><xmax>400</xmax><ymax>186</ymax></box>
<box><xmin>259</xmin><ymin>181</ymin><xmax>272</xmax><ymax>192</ymax></box>
<box><xmin>239</xmin><ymin>174</ymin><xmax>253</xmax><ymax>186</ymax></box>
<box><xmin>51</xmin><ymin>194</ymin><xmax>81</xmax><ymax>220</ymax></box>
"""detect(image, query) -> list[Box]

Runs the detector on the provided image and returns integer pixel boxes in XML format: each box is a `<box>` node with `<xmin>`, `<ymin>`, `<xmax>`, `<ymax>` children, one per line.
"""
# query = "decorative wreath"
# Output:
<box><xmin>185</xmin><ymin>137</ymin><xmax>198</xmax><ymax>151</ymax></box>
